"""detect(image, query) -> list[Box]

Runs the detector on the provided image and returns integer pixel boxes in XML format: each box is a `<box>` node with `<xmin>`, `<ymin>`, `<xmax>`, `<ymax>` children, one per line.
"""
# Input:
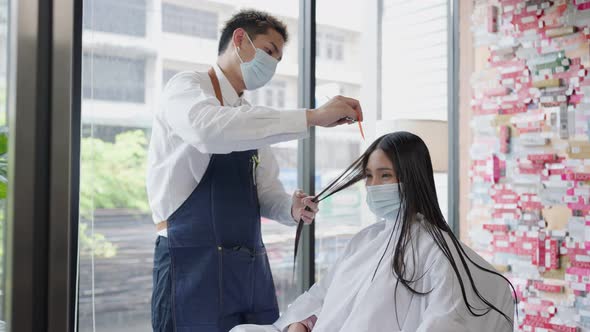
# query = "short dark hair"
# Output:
<box><xmin>218</xmin><ymin>10</ymin><xmax>288</xmax><ymax>55</ymax></box>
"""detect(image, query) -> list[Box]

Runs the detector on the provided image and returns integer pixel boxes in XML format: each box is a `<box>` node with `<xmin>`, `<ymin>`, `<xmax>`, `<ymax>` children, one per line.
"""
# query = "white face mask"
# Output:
<box><xmin>234</xmin><ymin>32</ymin><xmax>278</xmax><ymax>90</ymax></box>
<box><xmin>366</xmin><ymin>183</ymin><xmax>402</xmax><ymax>221</ymax></box>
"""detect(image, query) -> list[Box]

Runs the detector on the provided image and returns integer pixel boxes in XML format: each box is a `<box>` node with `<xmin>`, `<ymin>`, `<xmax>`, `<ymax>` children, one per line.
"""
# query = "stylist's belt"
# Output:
<box><xmin>156</xmin><ymin>220</ymin><xmax>168</xmax><ymax>232</ymax></box>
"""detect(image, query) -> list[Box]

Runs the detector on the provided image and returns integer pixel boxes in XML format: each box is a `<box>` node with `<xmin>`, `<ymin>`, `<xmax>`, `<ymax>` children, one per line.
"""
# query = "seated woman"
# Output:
<box><xmin>231</xmin><ymin>132</ymin><xmax>516</xmax><ymax>332</ymax></box>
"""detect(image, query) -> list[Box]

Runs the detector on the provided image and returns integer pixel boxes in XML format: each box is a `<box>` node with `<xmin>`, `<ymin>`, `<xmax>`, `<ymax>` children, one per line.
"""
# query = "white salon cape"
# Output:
<box><xmin>231</xmin><ymin>214</ymin><xmax>514</xmax><ymax>332</ymax></box>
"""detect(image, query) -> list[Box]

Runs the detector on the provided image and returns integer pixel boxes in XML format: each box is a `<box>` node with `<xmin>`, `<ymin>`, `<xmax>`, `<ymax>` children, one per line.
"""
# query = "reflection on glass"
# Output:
<box><xmin>78</xmin><ymin>1</ymin><xmax>301</xmax><ymax>330</ymax></box>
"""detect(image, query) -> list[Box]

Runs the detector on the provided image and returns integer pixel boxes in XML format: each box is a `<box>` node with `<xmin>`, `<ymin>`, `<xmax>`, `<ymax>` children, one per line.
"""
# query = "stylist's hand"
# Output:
<box><xmin>291</xmin><ymin>190</ymin><xmax>319</xmax><ymax>224</ymax></box>
<box><xmin>306</xmin><ymin>95</ymin><xmax>363</xmax><ymax>128</ymax></box>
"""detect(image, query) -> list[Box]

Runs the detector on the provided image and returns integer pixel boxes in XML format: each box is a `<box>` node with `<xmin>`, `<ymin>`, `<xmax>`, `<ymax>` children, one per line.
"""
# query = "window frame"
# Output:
<box><xmin>82</xmin><ymin>0</ymin><xmax>147</xmax><ymax>37</ymax></box>
<box><xmin>161</xmin><ymin>3</ymin><xmax>218</xmax><ymax>40</ymax></box>
<box><xmin>82</xmin><ymin>53</ymin><xmax>147</xmax><ymax>103</ymax></box>
<box><xmin>7</xmin><ymin>0</ymin><xmax>81</xmax><ymax>331</ymax></box>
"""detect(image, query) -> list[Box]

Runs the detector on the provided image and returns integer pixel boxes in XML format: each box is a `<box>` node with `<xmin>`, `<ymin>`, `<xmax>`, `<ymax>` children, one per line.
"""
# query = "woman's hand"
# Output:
<box><xmin>287</xmin><ymin>322</ymin><xmax>308</xmax><ymax>332</ymax></box>
<box><xmin>287</xmin><ymin>315</ymin><xmax>317</xmax><ymax>332</ymax></box>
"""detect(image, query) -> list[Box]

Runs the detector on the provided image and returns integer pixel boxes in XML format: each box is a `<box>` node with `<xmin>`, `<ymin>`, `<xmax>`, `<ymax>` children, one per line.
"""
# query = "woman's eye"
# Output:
<box><xmin>382</xmin><ymin>174</ymin><xmax>391</xmax><ymax>178</ymax></box>
<box><xmin>366</xmin><ymin>174</ymin><xmax>373</xmax><ymax>178</ymax></box>
<box><xmin>266</xmin><ymin>50</ymin><xmax>272</xmax><ymax>55</ymax></box>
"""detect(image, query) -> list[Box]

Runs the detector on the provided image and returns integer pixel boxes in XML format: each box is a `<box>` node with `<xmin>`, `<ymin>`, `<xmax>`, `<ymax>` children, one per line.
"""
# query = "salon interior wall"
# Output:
<box><xmin>462</xmin><ymin>0</ymin><xmax>590</xmax><ymax>330</ymax></box>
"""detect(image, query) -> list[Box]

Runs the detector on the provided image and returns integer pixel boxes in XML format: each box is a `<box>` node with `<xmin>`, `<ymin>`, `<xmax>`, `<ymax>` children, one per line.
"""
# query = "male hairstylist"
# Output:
<box><xmin>147</xmin><ymin>9</ymin><xmax>363</xmax><ymax>332</ymax></box>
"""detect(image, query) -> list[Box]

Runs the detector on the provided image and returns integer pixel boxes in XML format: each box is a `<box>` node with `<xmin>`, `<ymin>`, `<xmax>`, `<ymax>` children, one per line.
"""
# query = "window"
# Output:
<box><xmin>162</xmin><ymin>68</ymin><xmax>179</xmax><ymax>87</ymax></box>
<box><xmin>314</xmin><ymin>0</ymin><xmax>450</xmax><ymax>283</ymax></box>
<box><xmin>82</xmin><ymin>54</ymin><xmax>146</xmax><ymax>103</ymax></box>
<box><xmin>265</xmin><ymin>89</ymin><xmax>273</xmax><ymax>107</ymax></box>
<box><xmin>381</xmin><ymin>0</ymin><xmax>448</xmax><ymax>121</ymax></box>
<box><xmin>381</xmin><ymin>0</ymin><xmax>449</xmax><ymax>219</ymax></box>
<box><xmin>249</xmin><ymin>90</ymin><xmax>260</xmax><ymax>105</ymax></box>
<box><xmin>83</xmin><ymin>0</ymin><xmax>146</xmax><ymax>37</ymax></box>
<box><xmin>162</xmin><ymin>4</ymin><xmax>218</xmax><ymax>39</ymax></box>
<box><xmin>334</xmin><ymin>43</ymin><xmax>343</xmax><ymax>61</ymax></box>
<box><xmin>249</xmin><ymin>80</ymin><xmax>288</xmax><ymax>108</ymax></box>
<box><xmin>315</xmin><ymin>4</ymin><xmax>366</xmax><ymax>281</ymax></box>
<box><xmin>77</xmin><ymin>1</ymin><xmax>453</xmax><ymax>329</ymax></box>
<box><xmin>277</xmin><ymin>89</ymin><xmax>285</xmax><ymax>108</ymax></box>
<box><xmin>317</xmin><ymin>31</ymin><xmax>345</xmax><ymax>61</ymax></box>
<box><xmin>316</xmin><ymin>36</ymin><xmax>321</xmax><ymax>57</ymax></box>
<box><xmin>79</xmin><ymin>3</ymin><xmax>301</xmax><ymax>330</ymax></box>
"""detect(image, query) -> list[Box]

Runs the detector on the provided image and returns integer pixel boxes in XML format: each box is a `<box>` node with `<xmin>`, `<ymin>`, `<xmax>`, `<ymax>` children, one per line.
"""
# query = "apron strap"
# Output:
<box><xmin>208</xmin><ymin>67</ymin><xmax>224</xmax><ymax>106</ymax></box>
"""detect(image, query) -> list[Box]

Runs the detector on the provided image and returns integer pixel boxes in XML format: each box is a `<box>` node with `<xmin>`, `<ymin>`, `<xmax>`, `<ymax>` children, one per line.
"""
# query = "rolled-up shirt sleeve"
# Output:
<box><xmin>163</xmin><ymin>72</ymin><xmax>308</xmax><ymax>154</ymax></box>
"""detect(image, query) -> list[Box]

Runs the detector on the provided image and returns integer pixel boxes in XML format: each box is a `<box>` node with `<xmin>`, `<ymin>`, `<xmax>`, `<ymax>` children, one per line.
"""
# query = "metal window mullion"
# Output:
<box><xmin>47</xmin><ymin>0</ymin><xmax>81</xmax><ymax>331</ymax></box>
<box><xmin>297</xmin><ymin>0</ymin><xmax>316</xmax><ymax>292</ymax></box>
<box><xmin>6</xmin><ymin>0</ymin><xmax>80</xmax><ymax>330</ymax></box>
<box><xmin>447</xmin><ymin>0</ymin><xmax>460</xmax><ymax>235</ymax></box>
<box><xmin>7</xmin><ymin>0</ymin><xmax>52</xmax><ymax>330</ymax></box>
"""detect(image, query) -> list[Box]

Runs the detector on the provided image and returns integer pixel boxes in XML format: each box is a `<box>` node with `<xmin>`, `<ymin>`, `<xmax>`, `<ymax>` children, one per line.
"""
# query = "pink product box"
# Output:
<box><xmin>532</xmin><ymin>280</ymin><xmax>564</xmax><ymax>293</ymax></box>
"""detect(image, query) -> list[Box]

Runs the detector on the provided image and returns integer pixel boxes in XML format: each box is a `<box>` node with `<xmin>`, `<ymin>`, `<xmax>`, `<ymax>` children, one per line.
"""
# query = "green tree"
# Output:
<box><xmin>79</xmin><ymin>130</ymin><xmax>150</xmax><ymax>258</ymax></box>
<box><xmin>78</xmin><ymin>223</ymin><xmax>116</xmax><ymax>258</ymax></box>
<box><xmin>80</xmin><ymin>130</ymin><xmax>149</xmax><ymax>218</ymax></box>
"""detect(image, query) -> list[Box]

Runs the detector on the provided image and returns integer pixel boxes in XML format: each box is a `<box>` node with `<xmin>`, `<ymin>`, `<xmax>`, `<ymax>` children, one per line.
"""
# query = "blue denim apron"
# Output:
<box><xmin>152</xmin><ymin>68</ymin><xmax>279</xmax><ymax>331</ymax></box>
<box><xmin>165</xmin><ymin>150</ymin><xmax>279</xmax><ymax>331</ymax></box>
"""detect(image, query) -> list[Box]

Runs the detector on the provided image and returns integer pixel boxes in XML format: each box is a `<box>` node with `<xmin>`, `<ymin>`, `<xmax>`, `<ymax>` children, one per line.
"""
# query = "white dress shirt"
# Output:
<box><xmin>231</xmin><ymin>215</ymin><xmax>514</xmax><ymax>332</ymax></box>
<box><xmin>146</xmin><ymin>65</ymin><xmax>309</xmax><ymax>236</ymax></box>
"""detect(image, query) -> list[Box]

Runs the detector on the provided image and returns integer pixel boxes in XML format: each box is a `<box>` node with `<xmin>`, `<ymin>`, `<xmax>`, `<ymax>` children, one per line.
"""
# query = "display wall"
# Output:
<box><xmin>466</xmin><ymin>1</ymin><xmax>590</xmax><ymax>330</ymax></box>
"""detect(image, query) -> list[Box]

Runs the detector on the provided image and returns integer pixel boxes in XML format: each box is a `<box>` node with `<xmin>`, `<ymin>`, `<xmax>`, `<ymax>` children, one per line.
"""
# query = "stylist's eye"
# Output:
<box><xmin>365</xmin><ymin>174</ymin><xmax>373</xmax><ymax>179</ymax></box>
<box><xmin>265</xmin><ymin>49</ymin><xmax>272</xmax><ymax>55</ymax></box>
<box><xmin>382</xmin><ymin>174</ymin><xmax>392</xmax><ymax>178</ymax></box>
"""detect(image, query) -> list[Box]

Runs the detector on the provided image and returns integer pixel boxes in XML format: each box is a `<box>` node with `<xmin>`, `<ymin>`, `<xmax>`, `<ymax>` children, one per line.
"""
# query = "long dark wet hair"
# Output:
<box><xmin>326</xmin><ymin>132</ymin><xmax>517</xmax><ymax>325</ymax></box>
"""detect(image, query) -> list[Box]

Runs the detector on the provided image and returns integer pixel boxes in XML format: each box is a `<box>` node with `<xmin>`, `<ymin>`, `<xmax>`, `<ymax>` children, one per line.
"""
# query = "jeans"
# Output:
<box><xmin>152</xmin><ymin>236</ymin><xmax>173</xmax><ymax>332</ymax></box>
